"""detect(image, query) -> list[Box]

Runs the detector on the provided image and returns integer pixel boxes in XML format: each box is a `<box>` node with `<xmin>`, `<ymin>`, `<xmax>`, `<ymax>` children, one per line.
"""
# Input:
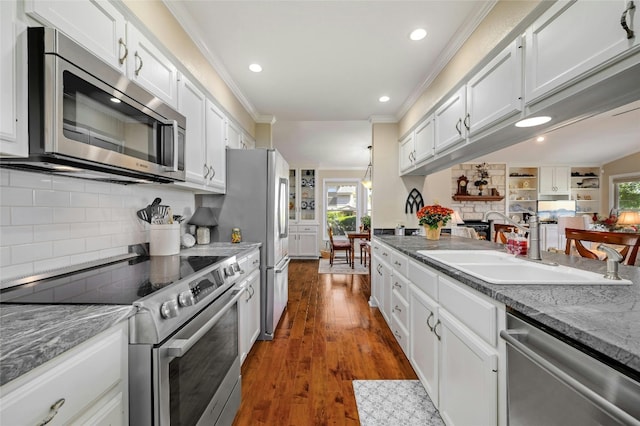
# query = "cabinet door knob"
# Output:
<box><xmin>621</xmin><ymin>1</ymin><xmax>636</xmax><ymax>39</ymax></box>
<box><xmin>37</xmin><ymin>398</ymin><xmax>66</xmax><ymax>426</ymax></box>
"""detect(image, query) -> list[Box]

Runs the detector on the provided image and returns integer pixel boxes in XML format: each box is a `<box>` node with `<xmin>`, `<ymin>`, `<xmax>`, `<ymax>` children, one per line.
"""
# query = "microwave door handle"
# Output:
<box><xmin>161</xmin><ymin>119</ymin><xmax>179</xmax><ymax>172</ymax></box>
<box><xmin>165</xmin><ymin>288</ymin><xmax>245</xmax><ymax>358</ymax></box>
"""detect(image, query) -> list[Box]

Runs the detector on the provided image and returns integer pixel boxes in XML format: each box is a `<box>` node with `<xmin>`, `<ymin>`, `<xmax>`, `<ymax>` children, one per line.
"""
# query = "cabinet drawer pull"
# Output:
<box><xmin>464</xmin><ymin>113</ymin><xmax>470</xmax><ymax>131</ymax></box>
<box><xmin>37</xmin><ymin>398</ymin><xmax>66</xmax><ymax>426</ymax></box>
<box><xmin>434</xmin><ymin>319</ymin><xmax>442</xmax><ymax>340</ymax></box>
<box><xmin>393</xmin><ymin>305</ymin><xmax>402</xmax><ymax>313</ymax></box>
<box><xmin>134</xmin><ymin>52</ymin><xmax>143</xmax><ymax>76</ymax></box>
<box><xmin>621</xmin><ymin>1</ymin><xmax>636</xmax><ymax>39</ymax></box>
<box><xmin>394</xmin><ymin>330</ymin><xmax>402</xmax><ymax>339</ymax></box>
<box><xmin>118</xmin><ymin>38</ymin><xmax>128</xmax><ymax>64</ymax></box>
<box><xmin>426</xmin><ymin>312</ymin><xmax>434</xmax><ymax>332</ymax></box>
<box><xmin>203</xmin><ymin>164</ymin><xmax>210</xmax><ymax>179</ymax></box>
<box><xmin>393</xmin><ymin>282</ymin><xmax>402</xmax><ymax>289</ymax></box>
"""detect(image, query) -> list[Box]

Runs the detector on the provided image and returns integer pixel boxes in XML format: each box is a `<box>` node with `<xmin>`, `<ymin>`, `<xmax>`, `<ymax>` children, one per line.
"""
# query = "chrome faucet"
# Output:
<box><xmin>597</xmin><ymin>244</ymin><xmax>623</xmax><ymax>280</ymax></box>
<box><xmin>482</xmin><ymin>210</ymin><xmax>542</xmax><ymax>261</ymax></box>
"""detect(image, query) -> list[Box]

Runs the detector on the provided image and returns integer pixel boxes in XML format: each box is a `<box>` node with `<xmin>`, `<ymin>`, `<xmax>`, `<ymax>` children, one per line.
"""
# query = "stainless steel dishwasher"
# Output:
<box><xmin>501</xmin><ymin>313</ymin><xmax>640</xmax><ymax>426</ymax></box>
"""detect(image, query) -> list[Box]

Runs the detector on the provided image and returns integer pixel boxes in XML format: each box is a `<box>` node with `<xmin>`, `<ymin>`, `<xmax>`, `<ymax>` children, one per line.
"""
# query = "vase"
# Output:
<box><xmin>424</xmin><ymin>222</ymin><xmax>443</xmax><ymax>240</ymax></box>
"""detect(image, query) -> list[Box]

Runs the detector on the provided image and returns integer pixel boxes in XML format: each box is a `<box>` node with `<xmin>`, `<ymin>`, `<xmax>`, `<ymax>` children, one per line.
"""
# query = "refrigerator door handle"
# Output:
<box><xmin>274</xmin><ymin>256</ymin><xmax>290</xmax><ymax>273</ymax></box>
<box><xmin>278</xmin><ymin>177</ymin><xmax>289</xmax><ymax>238</ymax></box>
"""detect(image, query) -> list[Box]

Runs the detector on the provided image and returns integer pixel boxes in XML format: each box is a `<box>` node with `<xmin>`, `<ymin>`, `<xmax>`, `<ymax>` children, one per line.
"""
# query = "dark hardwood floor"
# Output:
<box><xmin>233</xmin><ymin>259</ymin><xmax>417</xmax><ymax>426</ymax></box>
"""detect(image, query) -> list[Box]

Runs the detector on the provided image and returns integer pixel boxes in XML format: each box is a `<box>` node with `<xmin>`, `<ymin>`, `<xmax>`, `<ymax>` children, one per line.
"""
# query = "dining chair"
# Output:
<box><xmin>557</xmin><ymin>216</ymin><xmax>590</xmax><ymax>250</ymax></box>
<box><xmin>493</xmin><ymin>223</ymin><xmax>519</xmax><ymax>244</ymax></box>
<box><xmin>360</xmin><ymin>229</ymin><xmax>371</xmax><ymax>266</ymax></box>
<box><xmin>328</xmin><ymin>227</ymin><xmax>352</xmax><ymax>266</ymax></box>
<box><xmin>564</xmin><ymin>228</ymin><xmax>640</xmax><ymax>266</ymax></box>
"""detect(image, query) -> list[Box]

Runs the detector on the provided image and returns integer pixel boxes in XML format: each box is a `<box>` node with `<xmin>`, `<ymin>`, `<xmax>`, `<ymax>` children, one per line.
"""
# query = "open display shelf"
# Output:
<box><xmin>508</xmin><ymin>167</ymin><xmax>538</xmax><ymax>218</ymax></box>
<box><xmin>571</xmin><ymin>167</ymin><xmax>600</xmax><ymax>214</ymax></box>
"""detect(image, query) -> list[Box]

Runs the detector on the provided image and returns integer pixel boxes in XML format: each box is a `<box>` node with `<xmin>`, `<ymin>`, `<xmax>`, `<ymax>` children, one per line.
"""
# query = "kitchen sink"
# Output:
<box><xmin>417</xmin><ymin>250</ymin><xmax>632</xmax><ymax>285</ymax></box>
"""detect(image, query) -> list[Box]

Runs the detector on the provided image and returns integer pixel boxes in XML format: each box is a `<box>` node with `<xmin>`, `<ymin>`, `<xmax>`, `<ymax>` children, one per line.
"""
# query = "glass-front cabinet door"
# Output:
<box><xmin>289</xmin><ymin>168</ymin><xmax>316</xmax><ymax>222</ymax></box>
<box><xmin>299</xmin><ymin>169</ymin><xmax>316</xmax><ymax>221</ymax></box>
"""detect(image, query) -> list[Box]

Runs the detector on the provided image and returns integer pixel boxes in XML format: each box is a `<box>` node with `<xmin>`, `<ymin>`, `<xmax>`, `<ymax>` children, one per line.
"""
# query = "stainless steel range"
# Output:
<box><xmin>1</xmin><ymin>250</ymin><xmax>245</xmax><ymax>426</ymax></box>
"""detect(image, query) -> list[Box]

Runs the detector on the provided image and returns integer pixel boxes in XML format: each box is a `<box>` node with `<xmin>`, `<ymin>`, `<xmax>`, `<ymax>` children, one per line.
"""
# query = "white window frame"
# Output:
<box><xmin>322</xmin><ymin>178</ymin><xmax>368</xmax><ymax>241</ymax></box>
<box><xmin>609</xmin><ymin>172</ymin><xmax>640</xmax><ymax>213</ymax></box>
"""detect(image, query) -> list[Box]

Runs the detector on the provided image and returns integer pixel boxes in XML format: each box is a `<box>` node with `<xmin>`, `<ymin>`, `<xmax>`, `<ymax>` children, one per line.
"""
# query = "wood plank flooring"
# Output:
<box><xmin>233</xmin><ymin>259</ymin><xmax>417</xmax><ymax>426</ymax></box>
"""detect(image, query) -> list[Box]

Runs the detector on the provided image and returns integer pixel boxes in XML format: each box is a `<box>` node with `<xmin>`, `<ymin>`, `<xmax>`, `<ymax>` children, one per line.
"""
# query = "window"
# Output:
<box><xmin>613</xmin><ymin>175</ymin><xmax>640</xmax><ymax>212</ymax></box>
<box><xmin>323</xmin><ymin>179</ymin><xmax>368</xmax><ymax>239</ymax></box>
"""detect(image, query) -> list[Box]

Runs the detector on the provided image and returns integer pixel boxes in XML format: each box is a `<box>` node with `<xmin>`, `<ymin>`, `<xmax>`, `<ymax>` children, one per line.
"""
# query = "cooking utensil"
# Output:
<box><xmin>137</xmin><ymin>208</ymin><xmax>150</xmax><ymax>223</ymax></box>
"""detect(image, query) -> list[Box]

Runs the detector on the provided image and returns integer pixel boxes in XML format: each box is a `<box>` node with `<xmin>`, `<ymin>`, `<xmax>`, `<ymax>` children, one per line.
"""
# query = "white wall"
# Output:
<box><xmin>0</xmin><ymin>169</ymin><xmax>195</xmax><ymax>284</ymax></box>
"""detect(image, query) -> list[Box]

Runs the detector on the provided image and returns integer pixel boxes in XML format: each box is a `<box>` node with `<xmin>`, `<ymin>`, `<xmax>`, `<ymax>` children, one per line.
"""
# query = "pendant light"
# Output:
<box><xmin>361</xmin><ymin>145</ymin><xmax>373</xmax><ymax>190</ymax></box>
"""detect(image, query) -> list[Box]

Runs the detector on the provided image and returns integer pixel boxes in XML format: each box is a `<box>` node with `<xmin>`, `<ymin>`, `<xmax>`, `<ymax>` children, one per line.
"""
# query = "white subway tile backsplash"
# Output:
<box><xmin>69</xmin><ymin>192</ymin><xmax>100</xmax><ymax>207</ymax></box>
<box><xmin>11</xmin><ymin>242</ymin><xmax>53</xmax><ymax>263</ymax></box>
<box><xmin>1</xmin><ymin>170</ymin><xmax>195</xmax><ymax>281</ymax></box>
<box><xmin>34</xmin><ymin>190</ymin><xmax>70</xmax><ymax>207</ymax></box>
<box><xmin>9</xmin><ymin>170</ymin><xmax>52</xmax><ymax>189</ymax></box>
<box><xmin>0</xmin><ymin>226</ymin><xmax>34</xmax><ymax>246</ymax></box>
<box><xmin>53</xmin><ymin>207</ymin><xmax>86</xmax><ymax>223</ymax></box>
<box><xmin>33</xmin><ymin>224</ymin><xmax>71</xmax><ymax>242</ymax></box>
<box><xmin>11</xmin><ymin>207</ymin><xmax>53</xmax><ymax>225</ymax></box>
<box><xmin>0</xmin><ymin>187</ymin><xmax>33</xmax><ymax>206</ymax></box>
<box><xmin>53</xmin><ymin>238</ymin><xmax>86</xmax><ymax>256</ymax></box>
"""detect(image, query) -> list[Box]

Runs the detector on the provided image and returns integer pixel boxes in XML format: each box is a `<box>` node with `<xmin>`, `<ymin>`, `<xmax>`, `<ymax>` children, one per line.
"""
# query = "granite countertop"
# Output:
<box><xmin>375</xmin><ymin>234</ymin><xmax>640</xmax><ymax>376</ymax></box>
<box><xmin>0</xmin><ymin>242</ymin><xmax>262</xmax><ymax>387</ymax></box>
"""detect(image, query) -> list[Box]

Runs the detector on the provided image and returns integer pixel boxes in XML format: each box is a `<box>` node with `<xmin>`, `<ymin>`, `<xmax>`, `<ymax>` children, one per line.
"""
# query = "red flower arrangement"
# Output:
<box><xmin>416</xmin><ymin>204</ymin><xmax>454</xmax><ymax>229</ymax></box>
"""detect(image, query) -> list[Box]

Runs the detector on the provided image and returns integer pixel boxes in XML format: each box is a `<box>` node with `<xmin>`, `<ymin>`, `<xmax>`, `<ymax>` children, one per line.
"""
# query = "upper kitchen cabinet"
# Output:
<box><xmin>26</xmin><ymin>0</ymin><xmax>179</xmax><ymax>109</ymax></box>
<box><xmin>0</xmin><ymin>0</ymin><xmax>28</xmax><ymax>157</ymax></box>
<box><xmin>25</xmin><ymin>0</ymin><xmax>127</xmax><ymax>72</ymax></box>
<box><xmin>126</xmin><ymin>26</ymin><xmax>179</xmax><ymax>109</ymax></box>
<box><xmin>466</xmin><ymin>37</ymin><xmax>523</xmax><ymax>137</ymax></box>
<box><xmin>399</xmin><ymin>133</ymin><xmax>415</xmax><ymax>174</ymax></box>
<box><xmin>242</xmin><ymin>133</ymin><xmax>256</xmax><ymax>150</ymax></box>
<box><xmin>289</xmin><ymin>169</ymin><xmax>317</xmax><ymax>223</ymax></box>
<box><xmin>539</xmin><ymin>166</ymin><xmax>571</xmax><ymax>196</ymax></box>
<box><xmin>205</xmin><ymin>100</ymin><xmax>227</xmax><ymax>193</ymax></box>
<box><xmin>525</xmin><ymin>0</ymin><xmax>639</xmax><ymax>105</ymax></box>
<box><xmin>226</xmin><ymin>120</ymin><xmax>244</xmax><ymax>149</ymax></box>
<box><xmin>400</xmin><ymin>115</ymin><xmax>435</xmax><ymax>175</ymax></box>
<box><xmin>434</xmin><ymin>87</ymin><xmax>467</xmax><ymax>154</ymax></box>
<box><xmin>177</xmin><ymin>74</ymin><xmax>207</xmax><ymax>185</ymax></box>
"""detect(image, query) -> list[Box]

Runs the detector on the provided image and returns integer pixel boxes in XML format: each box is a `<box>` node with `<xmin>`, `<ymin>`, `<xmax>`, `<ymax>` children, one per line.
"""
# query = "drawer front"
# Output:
<box><xmin>289</xmin><ymin>225</ymin><xmax>299</xmax><ymax>233</ymax></box>
<box><xmin>408</xmin><ymin>259</ymin><xmax>438</xmax><ymax>300</ymax></box>
<box><xmin>438</xmin><ymin>275</ymin><xmax>497</xmax><ymax>346</ymax></box>
<box><xmin>390</xmin><ymin>251</ymin><xmax>408</xmax><ymax>277</ymax></box>
<box><xmin>390</xmin><ymin>271</ymin><xmax>409</xmax><ymax>302</ymax></box>
<box><xmin>391</xmin><ymin>289</ymin><xmax>409</xmax><ymax>330</ymax></box>
<box><xmin>391</xmin><ymin>316</ymin><xmax>410</xmax><ymax>355</ymax></box>
<box><xmin>297</xmin><ymin>225</ymin><xmax>317</xmax><ymax>233</ymax></box>
<box><xmin>239</xmin><ymin>249</ymin><xmax>260</xmax><ymax>274</ymax></box>
<box><xmin>0</xmin><ymin>325</ymin><xmax>125</xmax><ymax>426</ymax></box>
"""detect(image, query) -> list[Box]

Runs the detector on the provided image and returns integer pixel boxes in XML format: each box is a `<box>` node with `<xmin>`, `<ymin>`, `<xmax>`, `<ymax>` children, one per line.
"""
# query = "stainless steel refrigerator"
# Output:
<box><xmin>210</xmin><ymin>148</ymin><xmax>290</xmax><ymax>340</ymax></box>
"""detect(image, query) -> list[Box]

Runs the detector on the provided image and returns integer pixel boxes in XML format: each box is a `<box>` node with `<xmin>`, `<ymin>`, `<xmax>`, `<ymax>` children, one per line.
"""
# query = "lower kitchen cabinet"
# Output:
<box><xmin>0</xmin><ymin>322</ymin><xmax>128</xmax><ymax>425</ymax></box>
<box><xmin>289</xmin><ymin>224</ymin><xmax>318</xmax><ymax>258</ymax></box>
<box><xmin>238</xmin><ymin>249</ymin><xmax>261</xmax><ymax>364</ymax></box>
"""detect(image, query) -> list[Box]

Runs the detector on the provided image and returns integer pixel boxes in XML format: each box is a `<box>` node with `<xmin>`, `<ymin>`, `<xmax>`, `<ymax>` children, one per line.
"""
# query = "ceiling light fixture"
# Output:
<box><xmin>249</xmin><ymin>63</ymin><xmax>262</xmax><ymax>73</ymax></box>
<box><xmin>515</xmin><ymin>116</ymin><xmax>552</xmax><ymax>127</ymax></box>
<box><xmin>362</xmin><ymin>146</ymin><xmax>373</xmax><ymax>190</ymax></box>
<box><xmin>379</xmin><ymin>96</ymin><xmax>390</xmax><ymax>103</ymax></box>
<box><xmin>409</xmin><ymin>28</ymin><xmax>427</xmax><ymax>41</ymax></box>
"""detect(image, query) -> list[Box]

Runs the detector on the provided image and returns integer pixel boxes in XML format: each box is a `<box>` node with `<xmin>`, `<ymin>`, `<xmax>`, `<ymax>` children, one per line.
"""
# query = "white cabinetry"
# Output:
<box><xmin>571</xmin><ymin>167</ymin><xmax>601</xmax><ymax>215</ymax></box>
<box><xmin>539</xmin><ymin>166</ymin><xmax>571</xmax><ymax>195</ymax></box>
<box><xmin>370</xmin><ymin>241</ymin><xmax>392</xmax><ymax>320</ymax></box>
<box><xmin>406</xmin><ymin>255</ymin><xmax>504</xmax><ymax>426</ymax></box>
<box><xmin>399</xmin><ymin>116</ymin><xmax>435</xmax><ymax>174</ymax></box>
<box><xmin>0</xmin><ymin>0</ymin><xmax>28</xmax><ymax>157</ymax></box>
<box><xmin>289</xmin><ymin>224</ymin><xmax>318</xmax><ymax>258</ymax></box>
<box><xmin>238</xmin><ymin>249</ymin><xmax>261</xmax><ymax>364</ymax></box>
<box><xmin>25</xmin><ymin>0</ymin><xmax>127</xmax><ymax>72</ymax></box>
<box><xmin>525</xmin><ymin>0</ymin><xmax>639</xmax><ymax>104</ymax></box>
<box><xmin>178</xmin><ymin>75</ymin><xmax>207</xmax><ymax>185</ymax></box>
<box><xmin>507</xmin><ymin>167</ymin><xmax>538</xmax><ymax>219</ymax></box>
<box><xmin>289</xmin><ymin>169</ymin><xmax>317</xmax><ymax>223</ymax></box>
<box><xmin>226</xmin><ymin>120</ymin><xmax>242</xmax><ymax>149</ymax></box>
<box><xmin>0</xmin><ymin>323</ymin><xmax>128</xmax><ymax>426</ymax></box>
<box><xmin>205</xmin><ymin>100</ymin><xmax>227</xmax><ymax>193</ymax></box>
<box><xmin>540</xmin><ymin>223</ymin><xmax>560</xmax><ymax>251</ymax></box>
<box><xmin>434</xmin><ymin>87</ymin><xmax>467</xmax><ymax>153</ymax></box>
<box><xmin>126</xmin><ymin>26</ymin><xmax>179</xmax><ymax>109</ymax></box>
<box><xmin>399</xmin><ymin>133</ymin><xmax>416</xmax><ymax>173</ymax></box>
<box><xmin>390</xmin><ymin>251</ymin><xmax>410</xmax><ymax>355</ymax></box>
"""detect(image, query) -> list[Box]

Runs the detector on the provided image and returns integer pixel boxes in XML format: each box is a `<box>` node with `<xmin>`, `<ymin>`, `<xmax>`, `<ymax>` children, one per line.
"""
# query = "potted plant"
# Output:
<box><xmin>416</xmin><ymin>204</ymin><xmax>454</xmax><ymax>240</ymax></box>
<box><xmin>474</xmin><ymin>162</ymin><xmax>489</xmax><ymax>195</ymax></box>
<box><xmin>360</xmin><ymin>215</ymin><xmax>371</xmax><ymax>231</ymax></box>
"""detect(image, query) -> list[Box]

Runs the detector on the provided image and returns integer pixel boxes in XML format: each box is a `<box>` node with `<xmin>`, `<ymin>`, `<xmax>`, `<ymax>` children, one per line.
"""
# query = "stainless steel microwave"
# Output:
<box><xmin>1</xmin><ymin>27</ymin><xmax>185</xmax><ymax>183</ymax></box>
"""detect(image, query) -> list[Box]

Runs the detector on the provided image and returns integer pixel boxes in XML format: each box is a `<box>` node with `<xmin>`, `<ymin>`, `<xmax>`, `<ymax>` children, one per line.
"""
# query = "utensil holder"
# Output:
<box><xmin>150</xmin><ymin>224</ymin><xmax>180</xmax><ymax>256</ymax></box>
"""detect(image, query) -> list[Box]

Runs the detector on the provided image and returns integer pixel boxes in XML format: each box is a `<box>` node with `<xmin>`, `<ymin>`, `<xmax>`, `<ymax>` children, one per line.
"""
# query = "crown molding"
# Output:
<box><xmin>369</xmin><ymin>115</ymin><xmax>398</xmax><ymax>124</ymax></box>
<box><xmin>256</xmin><ymin>115</ymin><xmax>277</xmax><ymax>125</ymax></box>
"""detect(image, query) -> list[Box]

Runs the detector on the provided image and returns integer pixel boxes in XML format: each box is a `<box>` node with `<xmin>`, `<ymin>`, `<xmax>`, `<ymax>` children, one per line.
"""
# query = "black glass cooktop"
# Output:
<box><xmin>0</xmin><ymin>255</ymin><xmax>227</xmax><ymax>305</ymax></box>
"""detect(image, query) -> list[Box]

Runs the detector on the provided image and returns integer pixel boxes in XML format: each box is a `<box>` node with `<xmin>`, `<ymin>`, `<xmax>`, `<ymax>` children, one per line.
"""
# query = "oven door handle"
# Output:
<box><xmin>166</xmin><ymin>288</ymin><xmax>245</xmax><ymax>358</ymax></box>
<box><xmin>501</xmin><ymin>329</ymin><xmax>640</xmax><ymax>426</ymax></box>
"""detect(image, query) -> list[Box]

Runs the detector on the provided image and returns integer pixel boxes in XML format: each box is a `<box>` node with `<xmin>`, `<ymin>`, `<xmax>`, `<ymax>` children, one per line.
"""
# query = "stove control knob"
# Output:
<box><xmin>160</xmin><ymin>300</ymin><xmax>179</xmax><ymax>319</ymax></box>
<box><xmin>225</xmin><ymin>266</ymin><xmax>235</xmax><ymax>277</ymax></box>
<box><xmin>178</xmin><ymin>290</ymin><xmax>195</xmax><ymax>307</ymax></box>
<box><xmin>232</xmin><ymin>263</ymin><xmax>241</xmax><ymax>273</ymax></box>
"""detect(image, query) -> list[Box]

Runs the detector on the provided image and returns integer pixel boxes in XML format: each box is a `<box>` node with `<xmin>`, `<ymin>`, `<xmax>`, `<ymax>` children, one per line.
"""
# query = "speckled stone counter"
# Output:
<box><xmin>375</xmin><ymin>234</ymin><xmax>640</xmax><ymax>376</ymax></box>
<box><xmin>0</xmin><ymin>305</ymin><xmax>134</xmax><ymax>386</ymax></box>
<box><xmin>0</xmin><ymin>242</ymin><xmax>262</xmax><ymax>387</ymax></box>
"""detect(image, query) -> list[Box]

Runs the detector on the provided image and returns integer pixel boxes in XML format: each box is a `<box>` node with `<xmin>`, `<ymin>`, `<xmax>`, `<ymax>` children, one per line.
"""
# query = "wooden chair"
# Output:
<box><xmin>328</xmin><ymin>227</ymin><xmax>351</xmax><ymax>266</ymax></box>
<box><xmin>493</xmin><ymin>223</ymin><xmax>519</xmax><ymax>244</ymax></box>
<box><xmin>360</xmin><ymin>230</ymin><xmax>371</xmax><ymax>266</ymax></box>
<box><xmin>564</xmin><ymin>228</ymin><xmax>640</xmax><ymax>266</ymax></box>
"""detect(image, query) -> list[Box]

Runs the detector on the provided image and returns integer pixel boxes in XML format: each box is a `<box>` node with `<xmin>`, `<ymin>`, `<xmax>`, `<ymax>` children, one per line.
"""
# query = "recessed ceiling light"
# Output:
<box><xmin>110</xmin><ymin>97</ymin><xmax>121</xmax><ymax>103</ymax></box>
<box><xmin>536</xmin><ymin>136</ymin><xmax>545</xmax><ymax>143</ymax></box>
<box><xmin>515</xmin><ymin>116</ymin><xmax>552</xmax><ymax>127</ymax></box>
<box><xmin>409</xmin><ymin>28</ymin><xmax>427</xmax><ymax>41</ymax></box>
<box><xmin>249</xmin><ymin>63</ymin><xmax>262</xmax><ymax>73</ymax></box>
<box><xmin>379</xmin><ymin>96</ymin><xmax>390</xmax><ymax>103</ymax></box>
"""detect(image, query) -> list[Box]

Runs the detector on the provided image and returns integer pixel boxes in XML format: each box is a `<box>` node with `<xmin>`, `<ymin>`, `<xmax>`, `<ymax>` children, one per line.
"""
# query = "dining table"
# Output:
<box><xmin>346</xmin><ymin>231</ymin><xmax>371</xmax><ymax>268</ymax></box>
